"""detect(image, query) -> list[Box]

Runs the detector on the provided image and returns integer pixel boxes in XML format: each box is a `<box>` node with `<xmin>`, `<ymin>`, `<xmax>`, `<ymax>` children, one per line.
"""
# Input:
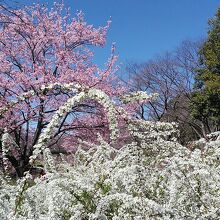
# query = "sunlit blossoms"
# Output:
<box><xmin>0</xmin><ymin>86</ymin><xmax>220</xmax><ymax>219</ymax></box>
<box><xmin>0</xmin><ymin>1</ymin><xmax>124</xmax><ymax>177</ymax></box>
<box><xmin>0</xmin><ymin>1</ymin><xmax>220</xmax><ymax>220</ymax></box>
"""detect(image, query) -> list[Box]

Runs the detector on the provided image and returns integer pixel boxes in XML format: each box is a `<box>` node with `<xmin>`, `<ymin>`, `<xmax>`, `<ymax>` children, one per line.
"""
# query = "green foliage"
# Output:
<box><xmin>190</xmin><ymin>8</ymin><xmax>220</xmax><ymax>132</ymax></box>
<box><xmin>15</xmin><ymin>179</ymin><xmax>34</xmax><ymax>215</ymax></box>
<box><xmin>199</xmin><ymin>8</ymin><xmax>220</xmax><ymax>87</ymax></box>
<box><xmin>73</xmin><ymin>190</ymin><xmax>97</xmax><ymax>213</ymax></box>
<box><xmin>191</xmin><ymin>90</ymin><xmax>220</xmax><ymax>123</ymax></box>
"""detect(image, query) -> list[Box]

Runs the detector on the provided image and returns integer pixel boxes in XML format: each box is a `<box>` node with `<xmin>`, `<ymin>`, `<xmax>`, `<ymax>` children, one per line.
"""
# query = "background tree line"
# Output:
<box><xmin>125</xmin><ymin>8</ymin><xmax>220</xmax><ymax>144</ymax></box>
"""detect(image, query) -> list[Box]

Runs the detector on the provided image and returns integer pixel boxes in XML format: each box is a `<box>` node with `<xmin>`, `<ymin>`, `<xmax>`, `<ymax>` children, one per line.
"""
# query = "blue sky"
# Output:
<box><xmin>67</xmin><ymin>0</ymin><xmax>220</xmax><ymax>66</ymax></box>
<box><xmin>9</xmin><ymin>0</ymin><xmax>220</xmax><ymax>67</ymax></box>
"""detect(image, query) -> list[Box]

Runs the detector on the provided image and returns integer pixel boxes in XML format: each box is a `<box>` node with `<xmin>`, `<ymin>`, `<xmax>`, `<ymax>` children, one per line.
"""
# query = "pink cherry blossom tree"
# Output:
<box><xmin>0</xmin><ymin>2</ymin><xmax>124</xmax><ymax>177</ymax></box>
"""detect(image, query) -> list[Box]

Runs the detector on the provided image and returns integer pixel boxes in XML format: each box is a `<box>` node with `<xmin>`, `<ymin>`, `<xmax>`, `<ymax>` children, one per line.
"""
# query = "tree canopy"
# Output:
<box><xmin>190</xmin><ymin>8</ymin><xmax>220</xmax><ymax>134</ymax></box>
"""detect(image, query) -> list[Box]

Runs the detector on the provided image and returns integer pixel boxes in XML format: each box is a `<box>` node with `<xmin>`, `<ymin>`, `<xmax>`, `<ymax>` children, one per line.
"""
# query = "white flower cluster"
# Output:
<box><xmin>0</xmin><ymin>90</ymin><xmax>35</xmax><ymax>115</ymax></box>
<box><xmin>120</xmin><ymin>91</ymin><xmax>158</xmax><ymax>104</ymax></box>
<box><xmin>0</xmin><ymin>82</ymin><xmax>82</xmax><ymax>117</ymax></box>
<box><xmin>40</xmin><ymin>82</ymin><xmax>82</xmax><ymax>93</ymax></box>
<box><xmin>1</xmin><ymin>86</ymin><xmax>220</xmax><ymax>220</ymax></box>
<box><xmin>1</xmin><ymin>132</ymin><xmax>11</xmax><ymax>174</ymax></box>
<box><xmin>1</xmin><ymin>130</ymin><xmax>21</xmax><ymax>176</ymax></box>
<box><xmin>1</xmin><ymin>134</ymin><xmax>219</xmax><ymax>219</ymax></box>
<box><xmin>127</xmin><ymin>119</ymin><xmax>178</xmax><ymax>142</ymax></box>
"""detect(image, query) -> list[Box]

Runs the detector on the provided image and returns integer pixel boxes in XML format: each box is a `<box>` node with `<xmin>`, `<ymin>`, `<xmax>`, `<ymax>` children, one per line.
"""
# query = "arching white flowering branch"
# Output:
<box><xmin>29</xmin><ymin>88</ymin><xmax>119</xmax><ymax>168</ymax></box>
<box><xmin>0</xmin><ymin>82</ymin><xmax>82</xmax><ymax>117</ymax></box>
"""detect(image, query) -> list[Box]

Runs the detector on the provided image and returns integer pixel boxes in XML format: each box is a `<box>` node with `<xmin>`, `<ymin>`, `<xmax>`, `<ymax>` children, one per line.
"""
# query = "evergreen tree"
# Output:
<box><xmin>190</xmin><ymin>8</ymin><xmax>220</xmax><ymax>134</ymax></box>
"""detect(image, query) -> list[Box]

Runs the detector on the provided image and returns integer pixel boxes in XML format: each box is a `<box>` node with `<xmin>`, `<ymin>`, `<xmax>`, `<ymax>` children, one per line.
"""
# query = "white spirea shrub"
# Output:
<box><xmin>0</xmin><ymin>85</ymin><xmax>220</xmax><ymax>220</ymax></box>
